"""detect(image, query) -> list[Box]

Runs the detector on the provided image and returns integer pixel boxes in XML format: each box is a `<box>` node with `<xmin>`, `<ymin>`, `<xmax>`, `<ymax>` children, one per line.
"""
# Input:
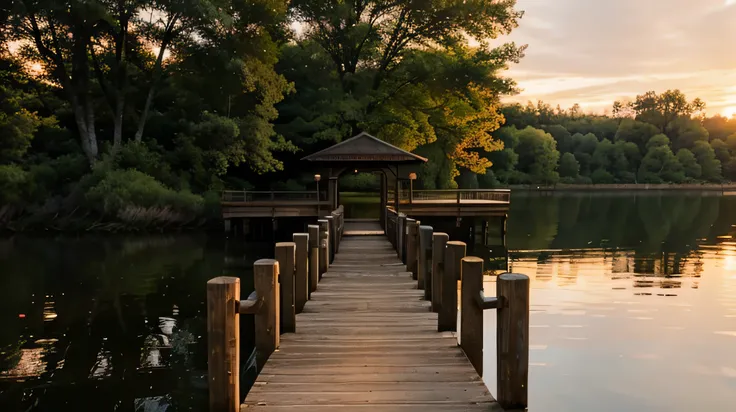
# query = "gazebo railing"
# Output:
<box><xmin>222</xmin><ymin>190</ymin><xmax>327</xmax><ymax>203</ymax></box>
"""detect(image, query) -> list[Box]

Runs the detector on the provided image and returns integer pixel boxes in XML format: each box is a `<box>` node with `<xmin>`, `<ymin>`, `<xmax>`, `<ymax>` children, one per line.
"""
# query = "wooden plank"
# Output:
<box><xmin>245</xmin><ymin>389</ymin><xmax>490</xmax><ymax>404</ymax></box>
<box><xmin>241</xmin><ymin>403</ymin><xmax>500</xmax><ymax>412</ymax></box>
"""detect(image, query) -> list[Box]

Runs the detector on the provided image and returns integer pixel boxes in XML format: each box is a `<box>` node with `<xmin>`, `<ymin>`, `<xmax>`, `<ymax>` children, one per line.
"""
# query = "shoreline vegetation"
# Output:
<box><xmin>2</xmin><ymin>3</ymin><xmax>736</xmax><ymax>232</ymax></box>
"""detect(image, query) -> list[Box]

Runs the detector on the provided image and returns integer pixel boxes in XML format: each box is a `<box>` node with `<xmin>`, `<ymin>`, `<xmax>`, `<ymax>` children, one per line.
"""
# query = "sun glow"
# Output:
<box><xmin>724</xmin><ymin>106</ymin><xmax>736</xmax><ymax>118</ymax></box>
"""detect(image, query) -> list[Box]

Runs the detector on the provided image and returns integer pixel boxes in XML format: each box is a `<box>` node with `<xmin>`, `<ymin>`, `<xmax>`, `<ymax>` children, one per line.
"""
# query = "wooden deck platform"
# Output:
<box><xmin>242</xmin><ymin>222</ymin><xmax>500</xmax><ymax>411</ymax></box>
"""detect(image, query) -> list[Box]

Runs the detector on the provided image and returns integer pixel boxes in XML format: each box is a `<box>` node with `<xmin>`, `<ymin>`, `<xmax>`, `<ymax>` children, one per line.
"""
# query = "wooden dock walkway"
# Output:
<box><xmin>243</xmin><ymin>223</ymin><xmax>497</xmax><ymax>411</ymax></box>
<box><xmin>208</xmin><ymin>213</ymin><xmax>529</xmax><ymax>412</ymax></box>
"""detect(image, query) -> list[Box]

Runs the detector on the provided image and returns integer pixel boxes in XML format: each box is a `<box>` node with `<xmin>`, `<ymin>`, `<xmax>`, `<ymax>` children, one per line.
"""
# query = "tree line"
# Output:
<box><xmin>1</xmin><ymin>1</ymin><xmax>735</xmax><ymax>230</ymax></box>
<box><xmin>0</xmin><ymin>0</ymin><xmax>524</xmax><ymax>229</ymax></box>
<box><xmin>475</xmin><ymin>92</ymin><xmax>736</xmax><ymax>187</ymax></box>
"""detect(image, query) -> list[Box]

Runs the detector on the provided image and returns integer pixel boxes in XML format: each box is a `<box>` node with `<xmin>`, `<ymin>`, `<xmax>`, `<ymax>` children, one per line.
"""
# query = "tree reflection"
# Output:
<box><xmin>0</xmin><ymin>235</ymin><xmax>240</xmax><ymax>411</ymax></box>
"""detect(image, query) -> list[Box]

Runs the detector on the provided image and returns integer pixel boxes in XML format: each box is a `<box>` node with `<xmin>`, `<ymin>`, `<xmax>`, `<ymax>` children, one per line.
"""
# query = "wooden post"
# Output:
<box><xmin>325</xmin><ymin>215</ymin><xmax>336</xmax><ymax>264</ymax></box>
<box><xmin>307</xmin><ymin>225</ymin><xmax>319</xmax><ymax>294</ymax></box>
<box><xmin>406</xmin><ymin>219</ymin><xmax>418</xmax><ymax>280</ymax></box>
<box><xmin>419</xmin><ymin>225</ymin><xmax>433</xmax><ymax>299</ymax></box>
<box><xmin>207</xmin><ymin>277</ymin><xmax>240</xmax><ymax>412</ymax></box>
<box><xmin>431</xmin><ymin>233</ymin><xmax>449</xmax><ymax>313</ymax></box>
<box><xmin>461</xmin><ymin>257</ymin><xmax>484</xmax><ymax>376</ymax></box>
<box><xmin>397</xmin><ymin>215</ymin><xmax>406</xmax><ymax>260</ymax></box>
<box><xmin>253</xmin><ymin>259</ymin><xmax>279</xmax><ymax>370</ymax></box>
<box><xmin>293</xmin><ymin>233</ymin><xmax>309</xmax><ymax>313</ymax></box>
<box><xmin>438</xmin><ymin>241</ymin><xmax>465</xmax><ymax>332</ymax></box>
<box><xmin>497</xmin><ymin>273</ymin><xmax>530</xmax><ymax>410</ymax></box>
<box><xmin>275</xmin><ymin>242</ymin><xmax>296</xmax><ymax>333</ymax></box>
<box><xmin>318</xmin><ymin>219</ymin><xmax>329</xmax><ymax>279</ymax></box>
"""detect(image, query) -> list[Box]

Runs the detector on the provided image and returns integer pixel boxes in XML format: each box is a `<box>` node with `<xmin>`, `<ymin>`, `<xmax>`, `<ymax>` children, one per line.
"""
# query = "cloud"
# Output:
<box><xmin>500</xmin><ymin>0</ymin><xmax>736</xmax><ymax>115</ymax></box>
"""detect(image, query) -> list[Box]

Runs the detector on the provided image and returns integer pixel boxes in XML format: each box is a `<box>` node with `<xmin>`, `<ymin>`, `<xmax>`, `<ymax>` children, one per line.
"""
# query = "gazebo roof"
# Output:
<box><xmin>301</xmin><ymin>132</ymin><xmax>428</xmax><ymax>163</ymax></box>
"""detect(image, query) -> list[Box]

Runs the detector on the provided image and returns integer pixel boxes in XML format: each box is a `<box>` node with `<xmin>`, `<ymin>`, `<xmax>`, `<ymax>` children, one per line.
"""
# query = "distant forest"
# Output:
<box><xmin>477</xmin><ymin>92</ymin><xmax>736</xmax><ymax>188</ymax></box>
<box><xmin>1</xmin><ymin>1</ymin><xmax>735</xmax><ymax>229</ymax></box>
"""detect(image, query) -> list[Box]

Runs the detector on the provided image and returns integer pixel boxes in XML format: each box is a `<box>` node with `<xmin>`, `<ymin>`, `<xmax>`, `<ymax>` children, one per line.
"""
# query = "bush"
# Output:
<box><xmin>591</xmin><ymin>168</ymin><xmax>615</xmax><ymax>184</ymax></box>
<box><xmin>112</xmin><ymin>141</ymin><xmax>177</xmax><ymax>188</ymax></box>
<box><xmin>0</xmin><ymin>164</ymin><xmax>28</xmax><ymax>204</ymax></box>
<box><xmin>85</xmin><ymin>169</ymin><xmax>204</xmax><ymax>217</ymax></box>
<box><xmin>339</xmin><ymin>173</ymin><xmax>379</xmax><ymax>191</ymax></box>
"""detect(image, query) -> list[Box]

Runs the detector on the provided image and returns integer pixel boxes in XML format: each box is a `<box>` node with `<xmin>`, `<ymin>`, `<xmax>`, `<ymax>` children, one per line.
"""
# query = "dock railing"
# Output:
<box><xmin>206</xmin><ymin>206</ymin><xmax>344</xmax><ymax>412</ymax></box>
<box><xmin>208</xmin><ymin>205</ymin><xmax>528</xmax><ymax>412</ymax></box>
<box><xmin>221</xmin><ymin>190</ymin><xmax>327</xmax><ymax>203</ymax></box>
<box><xmin>385</xmin><ymin>206</ymin><xmax>529</xmax><ymax>410</ymax></box>
<box><xmin>388</xmin><ymin>188</ymin><xmax>511</xmax><ymax>205</ymax></box>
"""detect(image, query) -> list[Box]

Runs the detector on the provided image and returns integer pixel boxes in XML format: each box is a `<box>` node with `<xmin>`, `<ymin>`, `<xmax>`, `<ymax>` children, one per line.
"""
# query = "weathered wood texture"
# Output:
<box><xmin>243</xmin><ymin>223</ymin><xmax>498</xmax><ymax>411</ymax></box>
<box><xmin>307</xmin><ymin>225</ymin><xmax>319</xmax><ymax>295</ymax></box>
<box><xmin>253</xmin><ymin>259</ymin><xmax>279</xmax><ymax>371</ymax></box>
<box><xmin>460</xmin><ymin>257</ymin><xmax>484</xmax><ymax>376</ymax></box>
<box><xmin>406</xmin><ymin>219</ymin><xmax>418</xmax><ymax>280</ymax></box>
<box><xmin>207</xmin><ymin>277</ymin><xmax>240</xmax><ymax>412</ymax></box>
<box><xmin>439</xmin><ymin>241</ymin><xmax>466</xmax><ymax>332</ymax></box>
<box><xmin>496</xmin><ymin>273</ymin><xmax>530</xmax><ymax>410</ymax></box>
<box><xmin>275</xmin><ymin>242</ymin><xmax>296</xmax><ymax>334</ymax></box>
<box><xmin>318</xmin><ymin>219</ymin><xmax>329</xmax><ymax>279</ymax></box>
<box><xmin>325</xmin><ymin>215</ymin><xmax>336</xmax><ymax>263</ymax></box>
<box><xmin>418</xmin><ymin>225</ymin><xmax>432</xmax><ymax>296</ymax></box>
<box><xmin>431</xmin><ymin>233</ymin><xmax>449</xmax><ymax>313</ymax></box>
<box><xmin>293</xmin><ymin>233</ymin><xmax>309</xmax><ymax>313</ymax></box>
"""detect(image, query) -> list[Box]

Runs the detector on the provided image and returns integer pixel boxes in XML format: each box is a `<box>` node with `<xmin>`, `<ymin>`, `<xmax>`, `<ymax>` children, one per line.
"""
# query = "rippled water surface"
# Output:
<box><xmin>484</xmin><ymin>193</ymin><xmax>736</xmax><ymax>411</ymax></box>
<box><xmin>1</xmin><ymin>192</ymin><xmax>735</xmax><ymax>411</ymax></box>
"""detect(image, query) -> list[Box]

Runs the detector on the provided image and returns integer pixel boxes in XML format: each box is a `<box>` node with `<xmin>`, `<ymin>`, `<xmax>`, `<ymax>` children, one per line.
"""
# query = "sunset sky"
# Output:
<box><xmin>500</xmin><ymin>0</ymin><xmax>736</xmax><ymax>117</ymax></box>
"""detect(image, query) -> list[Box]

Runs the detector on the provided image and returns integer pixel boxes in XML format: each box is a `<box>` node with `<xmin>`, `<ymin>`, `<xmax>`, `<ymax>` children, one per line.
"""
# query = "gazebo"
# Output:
<box><xmin>302</xmin><ymin>132</ymin><xmax>427</xmax><ymax>221</ymax></box>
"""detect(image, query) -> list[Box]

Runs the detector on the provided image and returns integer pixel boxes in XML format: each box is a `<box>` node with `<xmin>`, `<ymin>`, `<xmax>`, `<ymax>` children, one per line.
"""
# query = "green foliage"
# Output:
<box><xmin>691</xmin><ymin>141</ymin><xmax>722</xmax><ymax>182</ymax></box>
<box><xmin>0</xmin><ymin>164</ymin><xmax>28</xmax><ymax>204</ymax></box>
<box><xmin>638</xmin><ymin>145</ymin><xmax>683</xmax><ymax>183</ymax></box>
<box><xmin>646</xmin><ymin>134</ymin><xmax>671</xmax><ymax>150</ymax></box>
<box><xmin>558</xmin><ymin>153</ymin><xmax>580</xmax><ymax>178</ymax></box>
<box><xmin>513</xmin><ymin>127</ymin><xmax>560</xmax><ymax>184</ymax></box>
<box><xmin>544</xmin><ymin>125</ymin><xmax>574</xmax><ymax>153</ymax></box>
<box><xmin>591</xmin><ymin>168</ymin><xmax>615</xmax><ymax>184</ymax></box>
<box><xmin>84</xmin><ymin>169</ymin><xmax>204</xmax><ymax>217</ymax></box>
<box><xmin>615</xmin><ymin>119</ymin><xmax>659</xmax><ymax>153</ymax></box>
<box><xmin>711</xmin><ymin>139</ymin><xmax>731</xmax><ymax>164</ymax></box>
<box><xmin>339</xmin><ymin>173</ymin><xmax>380</xmax><ymax>192</ymax></box>
<box><xmin>676</xmin><ymin>149</ymin><xmax>702</xmax><ymax>179</ymax></box>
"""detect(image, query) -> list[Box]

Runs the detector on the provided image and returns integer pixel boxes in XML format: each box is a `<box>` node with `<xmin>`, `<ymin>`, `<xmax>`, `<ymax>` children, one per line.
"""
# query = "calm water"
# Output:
<box><xmin>1</xmin><ymin>192</ymin><xmax>735</xmax><ymax>411</ymax></box>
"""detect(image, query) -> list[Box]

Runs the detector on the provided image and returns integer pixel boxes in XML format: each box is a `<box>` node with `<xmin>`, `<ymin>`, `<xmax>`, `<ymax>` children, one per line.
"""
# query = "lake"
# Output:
<box><xmin>1</xmin><ymin>192</ymin><xmax>735</xmax><ymax>411</ymax></box>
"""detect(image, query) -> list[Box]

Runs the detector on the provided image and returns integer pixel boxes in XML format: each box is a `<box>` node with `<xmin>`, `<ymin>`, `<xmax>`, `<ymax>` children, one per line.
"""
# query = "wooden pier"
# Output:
<box><xmin>207</xmin><ymin>210</ymin><xmax>529</xmax><ymax>412</ymax></box>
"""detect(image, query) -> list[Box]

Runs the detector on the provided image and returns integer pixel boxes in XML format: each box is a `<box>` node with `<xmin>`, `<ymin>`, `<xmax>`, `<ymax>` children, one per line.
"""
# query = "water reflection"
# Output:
<box><xmin>0</xmin><ymin>235</ymin><xmax>267</xmax><ymax>411</ymax></box>
<box><xmin>483</xmin><ymin>193</ymin><xmax>736</xmax><ymax>412</ymax></box>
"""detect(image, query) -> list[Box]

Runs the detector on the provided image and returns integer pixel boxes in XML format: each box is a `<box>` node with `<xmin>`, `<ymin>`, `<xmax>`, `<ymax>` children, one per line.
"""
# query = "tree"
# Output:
<box><xmin>591</xmin><ymin>168</ymin><xmax>614</xmax><ymax>184</ymax></box>
<box><xmin>286</xmin><ymin>0</ymin><xmax>525</xmax><ymax>181</ymax></box>
<box><xmin>612</xmin><ymin>100</ymin><xmax>635</xmax><ymax>118</ymax></box>
<box><xmin>630</xmin><ymin>89</ymin><xmax>704</xmax><ymax>133</ymax></box>
<box><xmin>591</xmin><ymin>138</ymin><xmax>615</xmax><ymax>171</ymax></box>
<box><xmin>544</xmin><ymin>124</ymin><xmax>573</xmax><ymax>153</ymax></box>
<box><xmin>5</xmin><ymin>0</ymin><xmax>278</xmax><ymax>165</ymax></box>
<box><xmin>667</xmin><ymin>117</ymin><xmax>709</xmax><ymax>151</ymax></box>
<box><xmin>513</xmin><ymin>126</ymin><xmax>559</xmax><ymax>184</ymax></box>
<box><xmin>646</xmin><ymin>134</ymin><xmax>671</xmax><ymax>150</ymax></box>
<box><xmin>710</xmin><ymin>139</ymin><xmax>731</xmax><ymax>164</ymax></box>
<box><xmin>638</xmin><ymin>144</ymin><xmax>683</xmax><ymax>183</ymax></box>
<box><xmin>703</xmin><ymin>115</ymin><xmax>736</xmax><ymax>141</ymax></box>
<box><xmin>676</xmin><ymin>149</ymin><xmax>702</xmax><ymax>179</ymax></box>
<box><xmin>614</xmin><ymin>140</ymin><xmax>640</xmax><ymax>182</ymax></box>
<box><xmin>691</xmin><ymin>141</ymin><xmax>722</xmax><ymax>182</ymax></box>
<box><xmin>571</xmin><ymin>132</ymin><xmax>597</xmax><ymax>175</ymax></box>
<box><xmin>0</xmin><ymin>56</ymin><xmax>58</xmax><ymax>164</ymax></box>
<box><xmin>614</xmin><ymin>119</ymin><xmax>659</xmax><ymax>153</ymax></box>
<box><xmin>558</xmin><ymin>152</ymin><xmax>579</xmax><ymax>178</ymax></box>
